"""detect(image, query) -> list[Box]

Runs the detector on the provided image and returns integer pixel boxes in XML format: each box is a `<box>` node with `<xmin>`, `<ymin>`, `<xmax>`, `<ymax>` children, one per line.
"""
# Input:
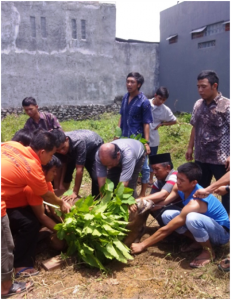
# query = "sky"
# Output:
<box><xmin>102</xmin><ymin>0</ymin><xmax>180</xmax><ymax>42</ymax></box>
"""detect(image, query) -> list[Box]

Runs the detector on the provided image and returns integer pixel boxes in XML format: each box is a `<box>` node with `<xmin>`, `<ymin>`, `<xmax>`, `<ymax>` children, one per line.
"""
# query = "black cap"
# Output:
<box><xmin>149</xmin><ymin>153</ymin><xmax>171</xmax><ymax>165</ymax></box>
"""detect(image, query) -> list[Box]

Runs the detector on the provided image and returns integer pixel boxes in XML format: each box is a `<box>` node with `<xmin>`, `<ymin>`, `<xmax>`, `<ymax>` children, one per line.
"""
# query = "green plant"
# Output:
<box><xmin>54</xmin><ymin>179</ymin><xmax>136</xmax><ymax>271</ymax></box>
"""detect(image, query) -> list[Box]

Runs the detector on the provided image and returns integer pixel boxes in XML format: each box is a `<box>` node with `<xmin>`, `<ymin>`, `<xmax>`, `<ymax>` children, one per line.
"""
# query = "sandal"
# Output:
<box><xmin>218</xmin><ymin>258</ymin><xmax>230</xmax><ymax>272</ymax></box>
<box><xmin>15</xmin><ymin>267</ymin><xmax>39</xmax><ymax>278</ymax></box>
<box><xmin>1</xmin><ymin>281</ymin><xmax>34</xmax><ymax>298</ymax></box>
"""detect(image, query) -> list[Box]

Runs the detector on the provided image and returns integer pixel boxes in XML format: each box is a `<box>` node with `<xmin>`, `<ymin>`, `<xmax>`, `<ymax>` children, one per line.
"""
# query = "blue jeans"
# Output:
<box><xmin>141</xmin><ymin>155</ymin><xmax>150</xmax><ymax>184</ymax></box>
<box><xmin>162</xmin><ymin>210</ymin><xmax>230</xmax><ymax>245</ymax></box>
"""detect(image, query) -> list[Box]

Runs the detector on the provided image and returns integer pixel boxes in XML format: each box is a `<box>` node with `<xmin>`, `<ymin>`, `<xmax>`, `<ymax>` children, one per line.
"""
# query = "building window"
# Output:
<box><xmin>166</xmin><ymin>34</ymin><xmax>178</xmax><ymax>44</ymax></box>
<box><xmin>71</xmin><ymin>19</ymin><xmax>77</xmax><ymax>39</ymax></box>
<box><xmin>81</xmin><ymin>19</ymin><xmax>86</xmax><ymax>40</ymax></box>
<box><xmin>205</xmin><ymin>22</ymin><xmax>224</xmax><ymax>36</ymax></box>
<box><xmin>30</xmin><ymin>16</ymin><xmax>36</xmax><ymax>37</ymax></box>
<box><xmin>223</xmin><ymin>21</ymin><xmax>230</xmax><ymax>31</ymax></box>
<box><xmin>198</xmin><ymin>40</ymin><xmax>216</xmax><ymax>49</ymax></box>
<box><xmin>191</xmin><ymin>26</ymin><xmax>206</xmax><ymax>39</ymax></box>
<box><xmin>41</xmin><ymin>17</ymin><xmax>47</xmax><ymax>38</ymax></box>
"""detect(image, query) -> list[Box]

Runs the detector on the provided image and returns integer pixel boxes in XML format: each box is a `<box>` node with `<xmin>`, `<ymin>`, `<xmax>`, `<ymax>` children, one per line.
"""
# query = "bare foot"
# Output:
<box><xmin>130</xmin><ymin>242</ymin><xmax>145</xmax><ymax>254</ymax></box>
<box><xmin>189</xmin><ymin>249</ymin><xmax>215</xmax><ymax>268</ymax></box>
<box><xmin>180</xmin><ymin>241</ymin><xmax>202</xmax><ymax>253</ymax></box>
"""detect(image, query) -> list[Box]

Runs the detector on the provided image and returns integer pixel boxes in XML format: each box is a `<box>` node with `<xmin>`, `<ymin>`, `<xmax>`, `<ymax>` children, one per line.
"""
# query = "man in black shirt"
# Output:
<box><xmin>52</xmin><ymin>129</ymin><xmax>104</xmax><ymax>200</ymax></box>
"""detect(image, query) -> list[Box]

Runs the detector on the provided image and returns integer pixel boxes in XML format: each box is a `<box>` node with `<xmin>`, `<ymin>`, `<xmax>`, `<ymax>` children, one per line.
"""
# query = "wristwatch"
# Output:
<box><xmin>225</xmin><ymin>185</ymin><xmax>230</xmax><ymax>192</ymax></box>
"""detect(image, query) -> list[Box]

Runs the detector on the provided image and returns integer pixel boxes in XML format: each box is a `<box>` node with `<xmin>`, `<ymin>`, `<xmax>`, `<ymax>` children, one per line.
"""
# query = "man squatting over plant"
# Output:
<box><xmin>130</xmin><ymin>162</ymin><xmax>230</xmax><ymax>268</ymax></box>
<box><xmin>95</xmin><ymin>139</ymin><xmax>146</xmax><ymax>198</ymax></box>
<box><xmin>1</xmin><ymin>130</ymin><xmax>71</xmax><ymax>297</ymax></box>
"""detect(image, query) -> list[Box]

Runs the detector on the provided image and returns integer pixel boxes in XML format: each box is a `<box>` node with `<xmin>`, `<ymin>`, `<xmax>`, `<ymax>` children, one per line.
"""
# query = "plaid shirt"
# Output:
<box><xmin>23</xmin><ymin>111</ymin><xmax>62</xmax><ymax>131</ymax></box>
<box><xmin>190</xmin><ymin>92</ymin><xmax>230</xmax><ymax>164</ymax></box>
<box><xmin>120</xmin><ymin>92</ymin><xmax>153</xmax><ymax>138</ymax></box>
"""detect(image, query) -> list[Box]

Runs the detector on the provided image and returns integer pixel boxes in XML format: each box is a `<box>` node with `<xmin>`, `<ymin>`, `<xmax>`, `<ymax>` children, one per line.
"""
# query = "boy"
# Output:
<box><xmin>6</xmin><ymin>156</ymin><xmax>62</xmax><ymax>277</ymax></box>
<box><xmin>131</xmin><ymin>162</ymin><xmax>230</xmax><ymax>268</ymax></box>
<box><xmin>22</xmin><ymin>97</ymin><xmax>62</xmax><ymax>131</ymax></box>
<box><xmin>149</xmin><ymin>87</ymin><xmax>177</xmax><ymax>185</ymax></box>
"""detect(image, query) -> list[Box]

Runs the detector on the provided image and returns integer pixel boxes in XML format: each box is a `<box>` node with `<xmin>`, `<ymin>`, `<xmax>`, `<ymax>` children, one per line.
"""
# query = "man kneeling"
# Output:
<box><xmin>131</xmin><ymin>162</ymin><xmax>230</xmax><ymax>268</ymax></box>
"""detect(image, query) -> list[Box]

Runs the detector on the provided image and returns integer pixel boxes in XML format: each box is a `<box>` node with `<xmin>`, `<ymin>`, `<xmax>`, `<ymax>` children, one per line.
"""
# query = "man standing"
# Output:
<box><xmin>119</xmin><ymin>72</ymin><xmax>153</xmax><ymax>197</ymax></box>
<box><xmin>185</xmin><ymin>70</ymin><xmax>230</xmax><ymax>213</ymax></box>
<box><xmin>22</xmin><ymin>97</ymin><xmax>62</xmax><ymax>131</ymax></box>
<box><xmin>96</xmin><ymin>139</ymin><xmax>146</xmax><ymax>197</ymax></box>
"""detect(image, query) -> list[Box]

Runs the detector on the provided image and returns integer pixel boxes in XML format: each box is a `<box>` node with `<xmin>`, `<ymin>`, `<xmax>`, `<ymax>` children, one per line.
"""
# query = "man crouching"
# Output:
<box><xmin>131</xmin><ymin>162</ymin><xmax>230</xmax><ymax>268</ymax></box>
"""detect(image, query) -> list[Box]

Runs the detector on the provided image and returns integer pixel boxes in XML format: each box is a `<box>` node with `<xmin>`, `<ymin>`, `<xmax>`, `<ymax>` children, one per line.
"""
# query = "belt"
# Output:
<box><xmin>222</xmin><ymin>226</ymin><xmax>230</xmax><ymax>233</ymax></box>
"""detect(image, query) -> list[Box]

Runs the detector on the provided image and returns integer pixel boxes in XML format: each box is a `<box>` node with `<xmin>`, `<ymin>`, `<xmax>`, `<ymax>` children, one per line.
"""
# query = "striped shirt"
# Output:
<box><xmin>151</xmin><ymin>169</ymin><xmax>177</xmax><ymax>194</ymax></box>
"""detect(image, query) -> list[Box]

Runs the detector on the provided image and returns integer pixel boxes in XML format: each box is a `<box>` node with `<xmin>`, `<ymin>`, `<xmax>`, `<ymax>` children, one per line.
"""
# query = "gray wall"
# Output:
<box><xmin>1</xmin><ymin>1</ymin><xmax>159</xmax><ymax>109</ymax></box>
<box><xmin>159</xmin><ymin>1</ymin><xmax>230</xmax><ymax>113</ymax></box>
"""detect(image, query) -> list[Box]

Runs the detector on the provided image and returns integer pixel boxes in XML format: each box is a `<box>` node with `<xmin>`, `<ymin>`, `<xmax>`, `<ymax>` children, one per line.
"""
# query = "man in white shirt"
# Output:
<box><xmin>149</xmin><ymin>87</ymin><xmax>177</xmax><ymax>185</ymax></box>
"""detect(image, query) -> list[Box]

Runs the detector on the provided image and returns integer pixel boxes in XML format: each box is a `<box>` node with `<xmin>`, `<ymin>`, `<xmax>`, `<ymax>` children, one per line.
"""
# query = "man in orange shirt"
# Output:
<box><xmin>1</xmin><ymin>131</ymin><xmax>70</xmax><ymax>297</ymax></box>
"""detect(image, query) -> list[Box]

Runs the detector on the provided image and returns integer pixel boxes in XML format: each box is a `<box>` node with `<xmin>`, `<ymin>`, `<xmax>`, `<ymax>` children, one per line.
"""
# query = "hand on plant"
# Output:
<box><xmin>60</xmin><ymin>200</ymin><xmax>71</xmax><ymax>213</ymax></box>
<box><xmin>214</xmin><ymin>186</ymin><xmax>228</xmax><ymax>196</ymax></box>
<box><xmin>185</xmin><ymin>148</ymin><xmax>193</xmax><ymax>161</ymax></box>
<box><xmin>129</xmin><ymin>204</ymin><xmax>137</xmax><ymax>213</ymax></box>
<box><xmin>62</xmin><ymin>193</ymin><xmax>79</xmax><ymax>206</ymax></box>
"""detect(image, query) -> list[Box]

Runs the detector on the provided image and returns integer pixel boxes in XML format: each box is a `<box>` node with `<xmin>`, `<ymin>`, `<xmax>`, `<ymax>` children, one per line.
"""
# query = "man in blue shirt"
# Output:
<box><xmin>130</xmin><ymin>162</ymin><xmax>229</xmax><ymax>268</ymax></box>
<box><xmin>118</xmin><ymin>72</ymin><xmax>153</xmax><ymax>197</ymax></box>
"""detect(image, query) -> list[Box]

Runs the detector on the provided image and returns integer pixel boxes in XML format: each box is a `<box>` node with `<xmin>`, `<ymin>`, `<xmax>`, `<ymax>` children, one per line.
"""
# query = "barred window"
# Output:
<box><xmin>71</xmin><ymin>19</ymin><xmax>77</xmax><ymax>39</ymax></box>
<box><xmin>81</xmin><ymin>19</ymin><xmax>86</xmax><ymax>40</ymax></box>
<box><xmin>198</xmin><ymin>40</ymin><xmax>216</xmax><ymax>49</ymax></box>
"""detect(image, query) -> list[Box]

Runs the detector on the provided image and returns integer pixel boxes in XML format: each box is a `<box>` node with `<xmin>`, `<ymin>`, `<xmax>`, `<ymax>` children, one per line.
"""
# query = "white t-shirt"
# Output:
<box><xmin>149</xmin><ymin>99</ymin><xmax>177</xmax><ymax>147</ymax></box>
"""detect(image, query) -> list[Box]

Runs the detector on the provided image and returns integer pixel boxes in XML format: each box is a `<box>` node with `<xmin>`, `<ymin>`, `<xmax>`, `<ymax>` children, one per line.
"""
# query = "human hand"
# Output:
<box><xmin>225</xmin><ymin>156</ymin><xmax>230</xmax><ymax>171</ymax></box>
<box><xmin>130</xmin><ymin>242</ymin><xmax>145</xmax><ymax>254</ymax></box>
<box><xmin>60</xmin><ymin>200</ymin><xmax>71</xmax><ymax>214</ymax></box>
<box><xmin>185</xmin><ymin>148</ymin><xmax>193</xmax><ymax>161</ymax></box>
<box><xmin>145</xmin><ymin>144</ymin><xmax>151</xmax><ymax>155</ymax></box>
<box><xmin>214</xmin><ymin>186</ymin><xmax>228</xmax><ymax>196</ymax></box>
<box><xmin>129</xmin><ymin>204</ymin><xmax>138</xmax><ymax>213</ymax></box>
<box><xmin>193</xmin><ymin>188</ymin><xmax>209</xmax><ymax>198</ymax></box>
<box><xmin>154</xmin><ymin>123</ymin><xmax>162</xmax><ymax>130</ymax></box>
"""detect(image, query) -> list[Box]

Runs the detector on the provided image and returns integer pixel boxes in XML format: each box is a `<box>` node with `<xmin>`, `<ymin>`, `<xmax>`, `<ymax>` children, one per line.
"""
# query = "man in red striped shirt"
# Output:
<box><xmin>132</xmin><ymin>153</ymin><xmax>181</xmax><ymax>227</ymax></box>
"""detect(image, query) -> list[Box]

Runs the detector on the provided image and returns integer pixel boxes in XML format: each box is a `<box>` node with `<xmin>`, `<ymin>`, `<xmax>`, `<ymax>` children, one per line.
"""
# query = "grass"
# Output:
<box><xmin>1</xmin><ymin>112</ymin><xmax>191</xmax><ymax>170</ymax></box>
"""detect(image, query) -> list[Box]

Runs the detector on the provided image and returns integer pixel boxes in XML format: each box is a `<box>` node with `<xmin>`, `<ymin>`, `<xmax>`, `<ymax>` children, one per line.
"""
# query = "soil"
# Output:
<box><xmin>9</xmin><ymin>184</ymin><xmax>230</xmax><ymax>299</ymax></box>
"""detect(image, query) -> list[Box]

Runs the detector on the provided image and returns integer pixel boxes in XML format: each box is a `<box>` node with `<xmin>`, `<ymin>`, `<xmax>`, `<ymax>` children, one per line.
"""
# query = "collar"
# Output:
<box><xmin>202</xmin><ymin>92</ymin><xmax>222</xmax><ymax>105</ymax></box>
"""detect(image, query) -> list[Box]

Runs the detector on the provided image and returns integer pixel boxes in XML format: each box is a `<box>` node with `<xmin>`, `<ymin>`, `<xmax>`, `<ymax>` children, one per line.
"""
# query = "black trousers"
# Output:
<box><xmin>195</xmin><ymin>161</ymin><xmax>230</xmax><ymax>214</ymax></box>
<box><xmin>7</xmin><ymin>206</ymin><xmax>40</xmax><ymax>268</ymax></box>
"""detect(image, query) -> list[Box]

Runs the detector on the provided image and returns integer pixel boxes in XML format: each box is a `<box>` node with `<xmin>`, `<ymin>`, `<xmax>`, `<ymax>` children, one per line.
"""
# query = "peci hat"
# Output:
<box><xmin>149</xmin><ymin>153</ymin><xmax>171</xmax><ymax>165</ymax></box>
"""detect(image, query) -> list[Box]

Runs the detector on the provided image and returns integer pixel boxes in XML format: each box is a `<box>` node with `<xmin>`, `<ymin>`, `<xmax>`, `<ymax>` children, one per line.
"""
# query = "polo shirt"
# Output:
<box><xmin>95</xmin><ymin>139</ymin><xmax>145</xmax><ymax>182</ymax></box>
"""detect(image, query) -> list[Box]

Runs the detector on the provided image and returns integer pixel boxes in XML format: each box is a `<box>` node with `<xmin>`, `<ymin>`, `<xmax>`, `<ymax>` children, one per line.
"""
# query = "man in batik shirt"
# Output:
<box><xmin>185</xmin><ymin>70</ymin><xmax>230</xmax><ymax>213</ymax></box>
<box><xmin>22</xmin><ymin>97</ymin><xmax>62</xmax><ymax>131</ymax></box>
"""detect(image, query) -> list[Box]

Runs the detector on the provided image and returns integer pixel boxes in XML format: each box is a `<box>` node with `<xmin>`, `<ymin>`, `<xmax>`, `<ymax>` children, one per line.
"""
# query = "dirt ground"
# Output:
<box><xmin>10</xmin><ymin>184</ymin><xmax>230</xmax><ymax>299</ymax></box>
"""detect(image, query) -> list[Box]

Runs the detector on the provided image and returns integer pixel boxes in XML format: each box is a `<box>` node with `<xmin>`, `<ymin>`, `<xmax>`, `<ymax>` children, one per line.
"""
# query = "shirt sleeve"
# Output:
<box><xmin>164</xmin><ymin>107</ymin><xmax>177</xmax><ymax>122</ymax></box>
<box><xmin>190</xmin><ymin>101</ymin><xmax>199</xmax><ymax>126</ymax></box>
<box><xmin>119</xmin><ymin>150</ymin><xmax>136</xmax><ymax>182</ymax></box>
<box><xmin>95</xmin><ymin>151</ymin><xmax>107</xmax><ymax>177</ymax></box>
<box><xmin>26</xmin><ymin>163</ymin><xmax>48</xmax><ymax>196</ymax></box>
<box><xmin>142</xmin><ymin>99</ymin><xmax>153</xmax><ymax>124</ymax></box>
<box><xmin>51</xmin><ymin>114</ymin><xmax>62</xmax><ymax>129</ymax></box>
<box><xmin>24</xmin><ymin>186</ymin><xmax>43</xmax><ymax>206</ymax></box>
<box><xmin>162</xmin><ymin>172</ymin><xmax>177</xmax><ymax>193</ymax></box>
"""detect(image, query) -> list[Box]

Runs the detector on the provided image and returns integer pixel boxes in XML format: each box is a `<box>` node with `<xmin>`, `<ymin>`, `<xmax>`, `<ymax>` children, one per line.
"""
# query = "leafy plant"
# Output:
<box><xmin>114</xmin><ymin>127</ymin><xmax>148</xmax><ymax>146</ymax></box>
<box><xmin>54</xmin><ymin>179</ymin><xmax>136</xmax><ymax>271</ymax></box>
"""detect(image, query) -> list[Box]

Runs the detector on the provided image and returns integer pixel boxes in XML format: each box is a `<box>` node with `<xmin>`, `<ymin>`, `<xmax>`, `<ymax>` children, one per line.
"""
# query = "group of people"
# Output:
<box><xmin>1</xmin><ymin>69</ymin><xmax>230</xmax><ymax>297</ymax></box>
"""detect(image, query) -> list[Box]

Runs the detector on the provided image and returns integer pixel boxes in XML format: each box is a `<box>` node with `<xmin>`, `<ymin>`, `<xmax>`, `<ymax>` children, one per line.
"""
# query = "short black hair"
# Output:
<box><xmin>22</xmin><ymin>97</ymin><xmax>37</xmax><ymax>107</ymax></box>
<box><xmin>12</xmin><ymin>129</ymin><xmax>32</xmax><ymax>146</ymax></box>
<box><xmin>126</xmin><ymin>72</ymin><xmax>144</xmax><ymax>90</ymax></box>
<box><xmin>155</xmin><ymin>87</ymin><xmax>169</xmax><ymax>99</ymax></box>
<box><xmin>30</xmin><ymin>129</ymin><xmax>57</xmax><ymax>152</ymax></box>
<box><xmin>42</xmin><ymin>155</ymin><xmax>62</xmax><ymax>173</ymax></box>
<box><xmin>160</xmin><ymin>161</ymin><xmax>173</xmax><ymax>169</ymax></box>
<box><xmin>51</xmin><ymin>129</ymin><xmax>66</xmax><ymax>147</ymax></box>
<box><xmin>177</xmin><ymin>162</ymin><xmax>202</xmax><ymax>182</ymax></box>
<box><xmin>197</xmin><ymin>70</ymin><xmax>219</xmax><ymax>89</ymax></box>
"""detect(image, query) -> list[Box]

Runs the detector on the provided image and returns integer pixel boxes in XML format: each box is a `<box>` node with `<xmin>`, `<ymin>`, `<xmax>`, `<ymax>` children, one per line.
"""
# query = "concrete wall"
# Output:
<box><xmin>159</xmin><ymin>1</ymin><xmax>230</xmax><ymax>113</ymax></box>
<box><xmin>1</xmin><ymin>1</ymin><xmax>159</xmax><ymax>110</ymax></box>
